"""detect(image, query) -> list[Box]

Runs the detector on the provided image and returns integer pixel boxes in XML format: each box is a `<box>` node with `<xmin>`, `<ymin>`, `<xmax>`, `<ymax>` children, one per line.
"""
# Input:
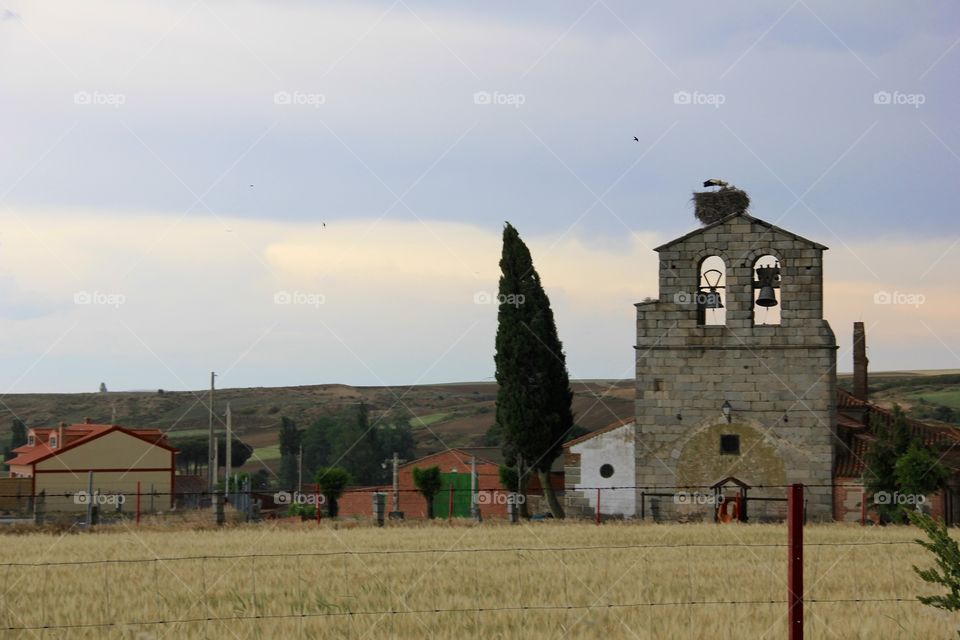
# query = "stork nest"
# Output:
<box><xmin>692</xmin><ymin>187</ymin><xmax>750</xmax><ymax>225</ymax></box>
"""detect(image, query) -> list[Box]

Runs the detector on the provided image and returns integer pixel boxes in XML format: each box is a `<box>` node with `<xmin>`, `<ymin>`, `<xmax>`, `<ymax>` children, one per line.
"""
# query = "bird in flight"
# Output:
<box><xmin>249</xmin><ymin>184</ymin><xmax>254</xmax><ymax>188</ymax></box>
<box><xmin>633</xmin><ymin>136</ymin><xmax>639</xmax><ymax>142</ymax></box>
<box><xmin>703</xmin><ymin>178</ymin><xmax>729</xmax><ymax>188</ymax></box>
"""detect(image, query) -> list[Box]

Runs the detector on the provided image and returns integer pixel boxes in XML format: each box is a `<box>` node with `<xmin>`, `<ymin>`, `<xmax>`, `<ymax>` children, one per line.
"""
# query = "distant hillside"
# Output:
<box><xmin>0</xmin><ymin>380</ymin><xmax>636</xmax><ymax>474</ymax></box>
<box><xmin>6</xmin><ymin>370</ymin><xmax>955</xmax><ymax>476</ymax></box>
<box><xmin>838</xmin><ymin>370</ymin><xmax>960</xmax><ymax>426</ymax></box>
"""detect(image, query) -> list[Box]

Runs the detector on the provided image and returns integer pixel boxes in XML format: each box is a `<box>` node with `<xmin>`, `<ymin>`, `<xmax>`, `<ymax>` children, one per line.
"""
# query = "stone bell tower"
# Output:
<box><xmin>635</xmin><ymin>210</ymin><xmax>837</xmax><ymax>521</ymax></box>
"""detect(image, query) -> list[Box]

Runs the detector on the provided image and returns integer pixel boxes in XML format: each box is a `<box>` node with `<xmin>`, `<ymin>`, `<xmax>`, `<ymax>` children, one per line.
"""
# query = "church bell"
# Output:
<box><xmin>699</xmin><ymin>268</ymin><xmax>724</xmax><ymax>309</ymax></box>
<box><xmin>754</xmin><ymin>264</ymin><xmax>780</xmax><ymax>308</ymax></box>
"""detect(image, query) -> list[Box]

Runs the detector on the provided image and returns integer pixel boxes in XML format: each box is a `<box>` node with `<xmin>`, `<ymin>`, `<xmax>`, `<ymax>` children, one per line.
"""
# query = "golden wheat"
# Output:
<box><xmin>0</xmin><ymin>519</ymin><xmax>954</xmax><ymax>639</ymax></box>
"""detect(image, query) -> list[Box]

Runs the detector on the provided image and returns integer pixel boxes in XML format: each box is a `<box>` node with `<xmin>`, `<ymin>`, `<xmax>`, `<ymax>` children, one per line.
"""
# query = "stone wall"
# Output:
<box><xmin>634</xmin><ymin>214</ymin><xmax>838</xmax><ymax>521</ymax></box>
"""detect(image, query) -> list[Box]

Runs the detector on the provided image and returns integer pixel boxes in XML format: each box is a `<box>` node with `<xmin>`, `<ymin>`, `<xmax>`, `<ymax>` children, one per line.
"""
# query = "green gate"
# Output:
<box><xmin>432</xmin><ymin>473</ymin><xmax>472</xmax><ymax>518</ymax></box>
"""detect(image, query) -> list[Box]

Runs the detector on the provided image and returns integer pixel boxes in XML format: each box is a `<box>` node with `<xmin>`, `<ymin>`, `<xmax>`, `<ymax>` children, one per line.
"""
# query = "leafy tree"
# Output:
<box><xmin>252</xmin><ymin>469</ymin><xmax>271</xmax><ymax>490</ymax></box>
<box><xmin>497</xmin><ymin>462</ymin><xmax>530</xmax><ymax>518</ymax></box>
<box><xmin>301</xmin><ymin>416</ymin><xmax>332</xmax><ymax>480</ymax></box>
<box><xmin>377</xmin><ymin>411</ymin><xmax>416</xmax><ymax>462</ymax></box>
<box><xmin>278</xmin><ymin>416</ymin><xmax>301</xmax><ymax>489</ymax></box>
<box><xmin>498</xmin><ymin>464</ymin><xmax>518</xmax><ymax>492</ymax></box>
<box><xmin>216</xmin><ymin>435</ymin><xmax>254</xmax><ymax>468</ymax></box>
<box><xmin>3</xmin><ymin>419</ymin><xmax>27</xmax><ymax>465</ymax></box>
<box><xmin>907</xmin><ymin>511</ymin><xmax>960</xmax><ymax>613</ymax></box>
<box><xmin>9</xmin><ymin>419</ymin><xmax>26</xmax><ymax>450</ymax></box>
<box><xmin>315</xmin><ymin>466</ymin><xmax>352</xmax><ymax>517</ymax></box>
<box><xmin>493</xmin><ymin>222</ymin><xmax>573</xmax><ymax>518</ymax></box>
<box><xmin>864</xmin><ymin>406</ymin><xmax>948</xmax><ymax>523</ymax></box>
<box><xmin>896</xmin><ymin>441</ymin><xmax>948</xmax><ymax>504</ymax></box>
<box><xmin>171</xmin><ymin>434</ymin><xmax>252</xmax><ymax>475</ymax></box>
<box><xmin>172</xmin><ymin>436</ymin><xmax>207</xmax><ymax>474</ymax></box>
<box><xmin>864</xmin><ymin>405</ymin><xmax>914</xmax><ymax>523</ymax></box>
<box><xmin>331</xmin><ymin>403</ymin><xmax>383</xmax><ymax>485</ymax></box>
<box><xmin>412</xmin><ymin>466</ymin><xmax>442</xmax><ymax>519</ymax></box>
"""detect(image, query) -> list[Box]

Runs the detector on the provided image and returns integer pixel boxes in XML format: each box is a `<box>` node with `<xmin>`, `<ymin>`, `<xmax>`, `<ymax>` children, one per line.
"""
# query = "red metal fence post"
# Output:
<box><xmin>860</xmin><ymin>488</ymin><xmax>866</xmax><ymax>526</ymax></box>
<box><xmin>315</xmin><ymin>489</ymin><xmax>321</xmax><ymax>525</ymax></box>
<box><xmin>135</xmin><ymin>481</ymin><xmax>141</xmax><ymax>526</ymax></box>
<box><xmin>787</xmin><ymin>483</ymin><xmax>804</xmax><ymax>640</ymax></box>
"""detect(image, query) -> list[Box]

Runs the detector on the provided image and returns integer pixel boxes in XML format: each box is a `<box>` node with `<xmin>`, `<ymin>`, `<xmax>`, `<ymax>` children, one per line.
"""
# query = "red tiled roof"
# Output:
<box><xmin>5</xmin><ymin>424</ymin><xmax>175</xmax><ymax>468</ymax></box>
<box><xmin>834</xmin><ymin>389</ymin><xmax>960</xmax><ymax>478</ymax></box>
<box><xmin>6</xmin><ymin>425</ymin><xmax>112</xmax><ymax>466</ymax></box>
<box><xmin>834</xmin><ymin>433</ymin><xmax>873</xmax><ymax>478</ymax></box>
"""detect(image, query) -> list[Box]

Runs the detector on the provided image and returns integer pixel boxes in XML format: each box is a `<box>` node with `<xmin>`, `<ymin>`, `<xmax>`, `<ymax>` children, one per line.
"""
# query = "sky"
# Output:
<box><xmin>0</xmin><ymin>0</ymin><xmax>958</xmax><ymax>393</ymax></box>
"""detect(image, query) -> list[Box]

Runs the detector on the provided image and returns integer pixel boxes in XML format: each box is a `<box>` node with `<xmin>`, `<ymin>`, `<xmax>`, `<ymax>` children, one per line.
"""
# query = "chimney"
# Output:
<box><xmin>853</xmin><ymin>322</ymin><xmax>868</xmax><ymax>401</ymax></box>
<box><xmin>84</xmin><ymin>416</ymin><xmax>91</xmax><ymax>424</ymax></box>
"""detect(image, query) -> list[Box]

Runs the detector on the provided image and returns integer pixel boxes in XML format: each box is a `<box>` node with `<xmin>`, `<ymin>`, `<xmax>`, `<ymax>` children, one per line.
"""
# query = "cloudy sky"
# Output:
<box><xmin>0</xmin><ymin>1</ymin><xmax>958</xmax><ymax>392</ymax></box>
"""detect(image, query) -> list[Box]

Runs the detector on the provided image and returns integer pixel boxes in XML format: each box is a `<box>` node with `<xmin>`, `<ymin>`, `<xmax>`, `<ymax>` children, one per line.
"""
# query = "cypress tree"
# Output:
<box><xmin>278</xmin><ymin>417</ymin><xmax>301</xmax><ymax>489</ymax></box>
<box><xmin>494</xmin><ymin>222</ymin><xmax>573</xmax><ymax>518</ymax></box>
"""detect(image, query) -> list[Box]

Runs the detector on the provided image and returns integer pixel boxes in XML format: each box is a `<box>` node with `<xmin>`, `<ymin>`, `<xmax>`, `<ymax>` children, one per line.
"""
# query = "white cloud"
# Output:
<box><xmin>0</xmin><ymin>207</ymin><xmax>955</xmax><ymax>391</ymax></box>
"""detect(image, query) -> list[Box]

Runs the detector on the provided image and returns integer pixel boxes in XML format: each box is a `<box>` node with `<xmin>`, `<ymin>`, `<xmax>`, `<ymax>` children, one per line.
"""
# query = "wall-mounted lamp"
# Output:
<box><xmin>676</xmin><ymin>411</ymin><xmax>683</xmax><ymax>421</ymax></box>
<box><xmin>782</xmin><ymin>413</ymin><xmax>789</xmax><ymax>423</ymax></box>
<box><xmin>721</xmin><ymin>401</ymin><xmax>732</xmax><ymax>424</ymax></box>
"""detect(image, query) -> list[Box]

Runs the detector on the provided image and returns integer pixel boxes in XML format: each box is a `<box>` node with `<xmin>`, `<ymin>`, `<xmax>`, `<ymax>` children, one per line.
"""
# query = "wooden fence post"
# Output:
<box><xmin>787</xmin><ymin>483</ymin><xmax>804</xmax><ymax>640</ymax></box>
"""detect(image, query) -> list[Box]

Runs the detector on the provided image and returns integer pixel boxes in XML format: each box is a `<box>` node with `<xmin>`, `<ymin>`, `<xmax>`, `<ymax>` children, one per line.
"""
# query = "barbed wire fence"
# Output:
<box><xmin>0</xmin><ymin>479</ymin><xmax>913</xmax><ymax>527</ymax></box>
<box><xmin>0</xmin><ymin>484</ymin><xmax>943</xmax><ymax>637</ymax></box>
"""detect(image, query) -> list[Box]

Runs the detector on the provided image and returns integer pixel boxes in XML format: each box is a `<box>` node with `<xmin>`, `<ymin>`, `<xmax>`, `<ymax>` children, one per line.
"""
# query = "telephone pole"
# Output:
<box><xmin>207</xmin><ymin>371</ymin><xmax>217</xmax><ymax>493</ymax></box>
<box><xmin>386</xmin><ymin>451</ymin><xmax>405</xmax><ymax>519</ymax></box>
<box><xmin>225</xmin><ymin>402</ymin><xmax>233</xmax><ymax>496</ymax></box>
<box><xmin>298</xmin><ymin>443</ymin><xmax>303</xmax><ymax>493</ymax></box>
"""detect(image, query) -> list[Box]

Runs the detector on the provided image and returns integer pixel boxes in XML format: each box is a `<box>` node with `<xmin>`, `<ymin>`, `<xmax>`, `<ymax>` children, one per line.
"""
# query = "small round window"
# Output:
<box><xmin>599</xmin><ymin>464</ymin><xmax>614</xmax><ymax>479</ymax></box>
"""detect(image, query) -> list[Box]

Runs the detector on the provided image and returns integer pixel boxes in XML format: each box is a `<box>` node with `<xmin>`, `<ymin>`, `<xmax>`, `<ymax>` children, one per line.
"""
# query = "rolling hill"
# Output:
<box><xmin>0</xmin><ymin>380</ymin><xmax>636</xmax><ymax>474</ymax></box>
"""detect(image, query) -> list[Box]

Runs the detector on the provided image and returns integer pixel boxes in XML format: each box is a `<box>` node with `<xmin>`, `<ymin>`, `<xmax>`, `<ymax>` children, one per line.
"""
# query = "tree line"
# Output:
<box><xmin>277</xmin><ymin>404</ymin><xmax>417</xmax><ymax>490</ymax></box>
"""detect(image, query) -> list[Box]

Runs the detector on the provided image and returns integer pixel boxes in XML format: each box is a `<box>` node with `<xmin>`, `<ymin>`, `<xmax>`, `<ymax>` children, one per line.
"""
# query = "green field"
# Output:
<box><xmin>909</xmin><ymin>390</ymin><xmax>960</xmax><ymax>410</ymax></box>
<box><xmin>409</xmin><ymin>412</ymin><xmax>454</xmax><ymax>427</ymax></box>
<box><xmin>250</xmin><ymin>444</ymin><xmax>281</xmax><ymax>462</ymax></box>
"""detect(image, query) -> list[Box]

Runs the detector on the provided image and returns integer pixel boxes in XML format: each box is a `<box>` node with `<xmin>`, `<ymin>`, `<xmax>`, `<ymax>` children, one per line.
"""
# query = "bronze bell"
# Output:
<box><xmin>754</xmin><ymin>264</ymin><xmax>780</xmax><ymax>307</ymax></box>
<box><xmin>756</xmin><ymin>284</ymin><xmax>778</xmax><ymax>307</ymax></box>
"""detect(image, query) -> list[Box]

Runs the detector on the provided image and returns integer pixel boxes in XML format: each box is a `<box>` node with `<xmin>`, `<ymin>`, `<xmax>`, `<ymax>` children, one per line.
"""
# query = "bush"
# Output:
<box><xmin>412</xmin><ymin>466</ymin><xmax>442</xmax><ymax>519</ymax></box>
<box><xmin>907</xmin><ymin>511</ymin><xmax>960</xmax><ymax>613</ymax></box>
<box><xmin>315</xmin><ymin>467</ymin><xmax>351</xmax><ymax>517</ymax></box>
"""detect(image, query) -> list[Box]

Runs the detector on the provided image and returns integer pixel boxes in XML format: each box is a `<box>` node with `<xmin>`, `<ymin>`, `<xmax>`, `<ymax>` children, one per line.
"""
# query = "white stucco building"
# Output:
<box><xmin>563</xmin><ymin>419</ymin><xmax>636</xmax><ymax>517</ymax></box>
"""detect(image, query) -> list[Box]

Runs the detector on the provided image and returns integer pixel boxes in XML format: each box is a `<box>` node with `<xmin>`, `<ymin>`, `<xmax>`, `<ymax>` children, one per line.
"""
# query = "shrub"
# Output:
<box><xmin>907</xmin><ymin>511</ymin><xmax>960</xmax><ymax>613</ymax></box>
<box><xmin>412</xmin><ymin>466</ymin><xmax>442</xmax><ymax>519</ymax></box>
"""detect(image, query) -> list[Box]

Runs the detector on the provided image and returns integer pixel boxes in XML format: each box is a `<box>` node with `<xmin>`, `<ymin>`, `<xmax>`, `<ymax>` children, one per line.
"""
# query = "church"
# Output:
<box><xmin>563</xmin><ymin>190</ymin><xmax>960</xmax><ymax>523</ymax></box>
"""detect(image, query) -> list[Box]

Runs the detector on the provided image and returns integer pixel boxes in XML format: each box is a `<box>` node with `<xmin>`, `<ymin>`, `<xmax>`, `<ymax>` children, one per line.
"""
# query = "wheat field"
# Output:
<box><xmin>0</xmin><ymin>519</ymin><xmax>954</xmax><ymax>639</ymax></box>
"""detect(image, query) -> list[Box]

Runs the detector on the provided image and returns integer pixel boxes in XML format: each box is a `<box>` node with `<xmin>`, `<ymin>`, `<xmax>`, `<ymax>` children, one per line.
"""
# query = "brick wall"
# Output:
<box><xmin>308</xmin><ymin>450</ymin><xmax>562</xmax><ymax>520</ymax></box>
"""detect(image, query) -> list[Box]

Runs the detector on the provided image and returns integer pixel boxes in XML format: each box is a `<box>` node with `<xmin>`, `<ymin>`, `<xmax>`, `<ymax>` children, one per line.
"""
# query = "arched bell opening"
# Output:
<box><xmin>697</xmin><ymin>255</ymin><xmax>726</xmax><ymax>326</ymax></box>
<box><xmin>752</xmin><ymin>254</ymin><xmax>781</xmax><ymax>326</ymax></box>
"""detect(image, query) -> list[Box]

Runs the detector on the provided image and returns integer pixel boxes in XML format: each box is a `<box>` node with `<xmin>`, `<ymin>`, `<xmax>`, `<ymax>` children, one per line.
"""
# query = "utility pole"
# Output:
<box><xmin>386</xmin><ymin>451</ymin><xmax>405</xmax><ymax>519</ymax></box>
<box><xmin>298</xmin><ymin>443</ymin><xmax>303</xmax><ymax>493</ymax></box>
<box><xmin>225</xmin><ymin>402</ymin><xmax>233</xmax><ymax>497</ymax></box>
<box><xmin>470</xmin><ymin>456</ymin><xmax>479</xmax><ymax>520</ymax></box>
<box><xmin>207</xmin><ymin>371</ymin><xmax>217</xmax><ymax>494</ymax></box>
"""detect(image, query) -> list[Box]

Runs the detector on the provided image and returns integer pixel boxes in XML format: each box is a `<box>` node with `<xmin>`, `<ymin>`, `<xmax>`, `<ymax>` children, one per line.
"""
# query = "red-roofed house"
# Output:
<box><xmin>5</xmin><ymin>419</ymin><xmax>177</xmax><ymax>511</ymax></box>
<box><xmin>834</xmin><ymin>389</ymin><xmax>960</xmax><ymax>523</ymax></box>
